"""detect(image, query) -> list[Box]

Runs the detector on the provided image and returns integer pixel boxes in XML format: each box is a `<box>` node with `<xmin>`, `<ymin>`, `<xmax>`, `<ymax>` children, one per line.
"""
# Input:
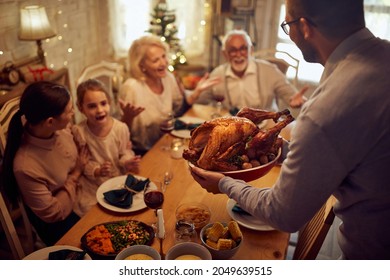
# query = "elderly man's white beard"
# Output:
<box><xmin>231</xmin><ymin>59</ymin><xmax>248</xmax><ymax>76</ymax></box>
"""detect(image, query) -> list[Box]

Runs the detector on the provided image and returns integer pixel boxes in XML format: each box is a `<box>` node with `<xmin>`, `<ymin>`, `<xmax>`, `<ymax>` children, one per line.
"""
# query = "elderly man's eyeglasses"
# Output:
<box><xmin>227</xmin><ymin>45</ymin><xmax>248</xmax><ymax>56</ymax></box>
<box><xmin>280</xmin><ymin>18</ymin><xmax>301</xmax><ymax>35</ymax></box>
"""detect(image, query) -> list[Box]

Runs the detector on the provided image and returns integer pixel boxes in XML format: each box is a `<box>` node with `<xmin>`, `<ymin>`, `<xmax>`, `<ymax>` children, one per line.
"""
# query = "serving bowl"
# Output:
<box><xmin>175</xmin><ymin>202</ymin><xmax>211</xmax><ymax>231</ymax></box>
<box><xmin>165</xmin><ymin>242</ymin><xmax>212</xmax><ymax>260</ymax></box>
<box><xmin>115</xmin><ymin>245</ymin><xmax>161</xmax><ymax>260</ymax></box>
<box><xmin>221</xmin><ymin>148</ymin><xmax>281</xmax><ymax>182</ymax></box>
<box><xmin>200</xmin><ymin>221</ymin><xmax>243</xmax><ymax>260</ymax></box>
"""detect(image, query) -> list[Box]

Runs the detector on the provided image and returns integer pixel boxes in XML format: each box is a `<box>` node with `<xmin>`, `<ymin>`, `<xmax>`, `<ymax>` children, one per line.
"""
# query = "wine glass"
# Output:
<box><xmin>144</xmin><ymin>181</ymin><xmax>164</xmax><ymax>229</ymax></box>
<box><xmin>211</xmin><ymin>92</ymin><xmax>225</xmax><ymax>118</ymax></box>
<box><xmin>159</xmin><ymin>112</ymin><xmax>175</xmax><ymax>151</ymax></box>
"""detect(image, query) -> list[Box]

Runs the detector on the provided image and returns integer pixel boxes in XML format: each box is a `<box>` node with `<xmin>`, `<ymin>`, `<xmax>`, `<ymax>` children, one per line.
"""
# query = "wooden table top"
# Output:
<box><xmin>56</xmin><ymin>104</ymin><xmax>291</xmax><ymax>260</ymax></box>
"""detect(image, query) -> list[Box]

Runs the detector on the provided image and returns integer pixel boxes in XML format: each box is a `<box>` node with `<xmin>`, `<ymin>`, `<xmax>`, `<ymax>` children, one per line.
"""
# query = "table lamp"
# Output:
<box><xmin>18</xmin><ymin>5</ymin><xmax>56</xmax><ymax>66</ymax></box>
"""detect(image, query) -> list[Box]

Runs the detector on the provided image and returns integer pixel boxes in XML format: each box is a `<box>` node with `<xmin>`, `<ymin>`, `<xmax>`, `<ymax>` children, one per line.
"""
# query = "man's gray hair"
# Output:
<box><xmin>221</xmin><ymin>29</ymin><xmax>253</xmax><ymax>51</ymax></box>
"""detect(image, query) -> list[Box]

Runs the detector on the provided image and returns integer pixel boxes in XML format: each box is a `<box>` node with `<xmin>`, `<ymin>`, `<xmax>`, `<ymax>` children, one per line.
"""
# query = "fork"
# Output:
<box><xmin>163</xmin><ymin>171</ymin><xmax>173</xmax><ymax>187</ymax></box>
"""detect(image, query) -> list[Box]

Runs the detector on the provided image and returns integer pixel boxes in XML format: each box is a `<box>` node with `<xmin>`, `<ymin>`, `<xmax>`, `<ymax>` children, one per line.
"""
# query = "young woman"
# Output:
<box><xmin>2</xmin><ymin>81</ymin><xmax>88</xmax><ymax>246</ymax></box>
<box><xmin>72</xmin><ymin>78</ymin><xmax>141</xmax><ymax>216</ymax></box>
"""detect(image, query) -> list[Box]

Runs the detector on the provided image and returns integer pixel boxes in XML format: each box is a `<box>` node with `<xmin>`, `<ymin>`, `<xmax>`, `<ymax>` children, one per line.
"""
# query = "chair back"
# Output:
<box><xmin>0</xmin><ymin>95</ymin><xmax>35</xmax><ymax>259</ymax></box>
<box><xmin>292</xmin><ymin>196</ymin><xmax>336</xmax><ymax>260</ymax></box>
<box><xmin>0</xmin><ymin>190</ymin><xmax>35</xmax><ymax>259</ymax></box>
<box><xmin>0</xmin><ymin>96</ymin><xmax>21</xmax><ymax>157</ymax></box>
<box><xmin>76</xmin><ymin>60</ymin><xmax>123</xmax><ymax>122</ymax></box>
<box><xmin>253</xmin><ymin>49</ymin><xmax>299</xmax><ymax>87</ymax></box>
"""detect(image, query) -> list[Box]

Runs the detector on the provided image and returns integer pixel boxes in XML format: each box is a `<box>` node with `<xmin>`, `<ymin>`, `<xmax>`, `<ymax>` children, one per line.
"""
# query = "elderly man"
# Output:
<box><xmin>190</xmin><ymin>0</ymin><xmax>390</xmax><ymax>259</ymax></box>
<box><xmin>196</xmin><ymin>29</ymin><xmax>307</xmax><ymax>114</ymax></box>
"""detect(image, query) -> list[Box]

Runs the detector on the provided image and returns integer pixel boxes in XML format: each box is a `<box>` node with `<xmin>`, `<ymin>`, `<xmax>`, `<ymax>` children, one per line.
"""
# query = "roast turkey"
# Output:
<box><xmin>183</xmin><ymin>107</ymin><xmax>293</xmax><ymax>171</ymax></box>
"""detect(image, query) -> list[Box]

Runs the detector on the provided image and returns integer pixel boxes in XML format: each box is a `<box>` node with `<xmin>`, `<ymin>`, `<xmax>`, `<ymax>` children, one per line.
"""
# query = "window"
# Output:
<box><xmin>364</xmin><ymin>0</ymin><xmax>390</xmax><ymax>39</ymax></box>
<box><xmin>276</xmin><ymin>4</ymin><xmax>324</xmax><ymax>84</ymax></box>
<box><xmin>276</xmin><ymin>2</ymin><xmax>390</xmax><ymax>84</ymax></box>
<box><xmin>110</xmin><ymin>0</ymin><xmax>151</xmax><ymax>58</ymax></box>
<box><xmin>110</xmin><ymin>0</ymin><xmax>208</xmax><ymax>59</ymax></box>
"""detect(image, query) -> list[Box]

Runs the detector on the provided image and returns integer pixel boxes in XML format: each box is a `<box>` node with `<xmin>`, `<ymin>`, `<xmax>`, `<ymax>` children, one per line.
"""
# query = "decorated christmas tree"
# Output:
<box><xmin>146</xmin><ymin>0</ymin><xmax>187</xmax><ymax>70</ymax></box>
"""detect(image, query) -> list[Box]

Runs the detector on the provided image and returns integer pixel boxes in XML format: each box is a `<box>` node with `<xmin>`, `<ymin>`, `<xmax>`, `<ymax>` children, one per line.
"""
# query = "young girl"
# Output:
<box><xmin>72</xmin><ymin>78</ymin><xmax>141</xmax><ymax>216</ymax></box>
<box><xmin>2</xmin><ymin>81</ymin><xmax>88</xmax><ymax>246</ymax></box>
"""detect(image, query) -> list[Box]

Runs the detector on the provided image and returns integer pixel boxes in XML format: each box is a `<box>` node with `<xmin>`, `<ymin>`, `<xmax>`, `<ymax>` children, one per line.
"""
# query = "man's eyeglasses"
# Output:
<box><xmin>227</xmin><ymin>45</ymin><xmax>248</xmax><ymax>56</ymax></box>
<box><xmin>280</xmin><ymin>18</ymin><xmax>301</xmax><ymax>35</ymax></box>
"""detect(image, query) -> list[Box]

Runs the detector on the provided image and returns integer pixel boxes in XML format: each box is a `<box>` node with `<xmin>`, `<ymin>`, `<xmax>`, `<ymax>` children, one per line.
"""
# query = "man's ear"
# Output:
<box><xmin>300</xmin><ymin>18</ymin><xmax>314</xmax><ymax>40</ymax></box>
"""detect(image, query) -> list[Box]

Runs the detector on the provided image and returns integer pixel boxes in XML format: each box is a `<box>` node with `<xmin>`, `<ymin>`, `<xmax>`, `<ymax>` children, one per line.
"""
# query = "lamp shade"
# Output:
<box><xmin>19</xmin><ymin>5</ymin><xmax>56</xmax><ymax>41</ymax></box>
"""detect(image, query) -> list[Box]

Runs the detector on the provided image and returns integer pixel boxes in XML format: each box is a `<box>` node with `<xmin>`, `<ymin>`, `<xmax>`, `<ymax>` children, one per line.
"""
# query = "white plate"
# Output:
<box><xmin>171</xmin><ymin>116</ymin><xmax>205</xmax><ymax>139</ymax></box>
<box><xmin>226</xmin><ymin>199</ymin><xmax>275</xmax><ymax>231</ymax></box>
<box><xmin>23</xmin><ymin>245</ymin><xmax>92</xmax><ymax>260</ymax></box>
<box><xmin>96</xmin><ymin>175</ymin><xmax>150</xmax><ymax>213</ymax></box>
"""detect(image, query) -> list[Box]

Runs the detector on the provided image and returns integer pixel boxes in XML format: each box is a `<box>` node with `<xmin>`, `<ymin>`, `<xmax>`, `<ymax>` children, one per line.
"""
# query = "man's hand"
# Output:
<box><xmin>189</xmin><ymin>165</ymin><xmax>225</xmax><ymax>194</ymax></box>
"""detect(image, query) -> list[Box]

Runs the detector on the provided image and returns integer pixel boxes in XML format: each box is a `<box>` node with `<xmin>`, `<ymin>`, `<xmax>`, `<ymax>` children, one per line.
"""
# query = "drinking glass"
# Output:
<box><xmin>144</xmin><ymin>181</ymin><xmax>164</xmax><ymax>229</ymax></box>
<box><xmin>211</xmin><ymin>92</ymin><xmax>225</xmax><ymax>118</ymax></box>
<box><xmin>159</xmin><ymin>112</ymin><xmax>175</xmax><ymax>151</ymax></box>
<box><xmin>163</xmin><ymin>170</ymin><xmax>173</xmax><ymax>189</ymax></box>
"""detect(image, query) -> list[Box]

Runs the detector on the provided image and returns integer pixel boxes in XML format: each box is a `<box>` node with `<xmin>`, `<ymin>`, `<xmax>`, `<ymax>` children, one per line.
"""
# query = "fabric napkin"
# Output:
<box><xmin>103</xmin><ymin>188</ymin><xmax>134</xmax><ymax>209</ymax></box>
<box><xmin>174</xmin><ymin>119</ymin><xmax>202</xmax><ymax>130</ymax></box>
<box><xmin>103</xmin><ymin>174</ymin><xmax>150</xmax><ymax>208</ymax></box>
<box><xmin>229</xmin><ymin>107</ymin><xmax>240</xmax><ymax>116</ymax></box>
<box><xmin>48</xmin><ymin>249</ymin><xmax>87</xmax><ymax>260</ymax></box>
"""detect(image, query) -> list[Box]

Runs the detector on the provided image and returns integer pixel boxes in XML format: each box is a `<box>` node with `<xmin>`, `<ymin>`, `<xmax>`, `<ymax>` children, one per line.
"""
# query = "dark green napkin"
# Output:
<box><xmin>229</xmin><ymin>107</ymin><xmax>240</xmax><ymax>116</ymax></box>
<box><xmin>103</xmin><ymin>188</ymin><xmax>134</xmax><ymax>208</ymax></box>
<box><xmin>126</xmin><ymin>175</ymin><xmax>150</xmax><ymax>192</ymax></box>
<box><xmin>48</xmin><ymin>249</ymin><xmax>87</xmax><ymax>260</ymax></box>
<box><xmin>232</xmin><ymin>204</ymin><xmax>251</xmax><ymax>215</ymax></box>
<box><xmin>103</xmin><ymin>174</ymin><xmax>150</xmax><ymax>208</ymax></box>
<box><xmin>174</xmin><ymin>119</ymin><xmax>202</xmax><ymax>130</ymax></box>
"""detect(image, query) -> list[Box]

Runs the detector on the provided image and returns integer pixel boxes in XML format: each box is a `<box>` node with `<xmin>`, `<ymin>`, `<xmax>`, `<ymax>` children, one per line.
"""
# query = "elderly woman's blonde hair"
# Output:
<box><xmin>128</xmin><ymin>35</ymin><xmax>169</xmax><ymax>81</ymax></box>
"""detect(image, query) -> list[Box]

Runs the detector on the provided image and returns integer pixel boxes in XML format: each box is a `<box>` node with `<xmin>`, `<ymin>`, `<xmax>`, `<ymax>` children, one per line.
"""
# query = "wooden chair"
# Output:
<box><xmin>0</xmin><ymin>96</ymin><xmax>21</xmax><ymax>157</ymax></box>
<box><xmin>292</xmin><ymin>196</ymin><xmax>336</xmax><ymax>260</ymax></box>
<box><xmin>1</xmin><ymin>190</ymin><xmax>25</xmax><ymax>259</ymax></box>
<box><xmin>0</xmin><ymin>95</ymin><xmax>35</xmax><ymax>259</ymax></box>
<box><xmin>253</xmin><ymin>49</ymin><xmax>300</xmax><ymax>87</ymax></box>
<box><xmin>76</xmin><ymin>60</ymin><xmax>124</xmax><ymax>122</ymax></box>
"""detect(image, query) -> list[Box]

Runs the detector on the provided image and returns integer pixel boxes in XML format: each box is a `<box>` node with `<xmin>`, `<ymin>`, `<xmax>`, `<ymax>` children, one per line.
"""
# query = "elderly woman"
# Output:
<box><xmin>118</xmin><ymin>35</ymin><xmax>220</xmax><ymax>155</ymax></box>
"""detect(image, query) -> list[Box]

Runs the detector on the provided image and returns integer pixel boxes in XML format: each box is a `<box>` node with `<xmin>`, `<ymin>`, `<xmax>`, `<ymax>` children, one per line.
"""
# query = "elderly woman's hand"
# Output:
<box><xmin>189</xmin><ymin>165</ymin><xmax>225</xmax><ymax>194</ymax></box>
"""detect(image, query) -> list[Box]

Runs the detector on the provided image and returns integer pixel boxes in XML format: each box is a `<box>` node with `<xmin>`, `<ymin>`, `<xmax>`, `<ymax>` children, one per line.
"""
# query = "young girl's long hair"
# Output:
<box><xmin>1</xmin><ymin>81</ymin><xmax>71</xmax><ymax>203</ymax></box>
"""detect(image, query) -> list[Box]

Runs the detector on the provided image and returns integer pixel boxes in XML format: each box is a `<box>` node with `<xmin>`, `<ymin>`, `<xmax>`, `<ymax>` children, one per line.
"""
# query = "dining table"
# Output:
<box><xmin>55</xmin><ymin>104</ymin><xmax>293</xmax><ymax>260</ymax></box>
